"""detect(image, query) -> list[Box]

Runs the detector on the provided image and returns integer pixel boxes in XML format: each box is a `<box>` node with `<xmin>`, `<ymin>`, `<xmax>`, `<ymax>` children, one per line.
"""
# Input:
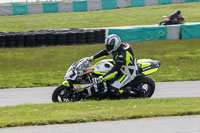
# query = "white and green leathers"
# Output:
<box><xmin>91</xmin><ymin>43</ymin><xmax>137</xmax><ymax>89</ymax></box>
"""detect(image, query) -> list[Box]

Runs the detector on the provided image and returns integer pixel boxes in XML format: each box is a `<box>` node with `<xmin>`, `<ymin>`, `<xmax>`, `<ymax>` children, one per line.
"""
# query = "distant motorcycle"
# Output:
<box><xmin>159</xmin><ymin>15</ymin><xmax>185</xmax><ymax>25</ymax></box>
<box><xmin>52</xmin><ymin>57</ymin><xmax>161</xmax><ymax>102</ymax></box>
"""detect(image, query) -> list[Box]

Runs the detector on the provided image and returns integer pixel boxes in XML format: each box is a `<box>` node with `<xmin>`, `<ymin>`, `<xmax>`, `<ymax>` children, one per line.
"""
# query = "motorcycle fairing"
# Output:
<box><xmin>62</xmin><ymin>81</ymin><xmax>70</xmax><ymax>87</ymax></box>
<box><xmin>137</xmin><ymin>59</ymin><xmax>161</xmax><ymax>75</ymax></box>
<box><xmin>73</xmin><ymin>83</ymin><xmax>98</xmax><ymax>96</ymax></box>
<box><xmin>73</xmin><ymin>83</ymin><xmax>93</xmax><ymax>91</ymax></box>
<box><xmin>162</xmin><ymin>16</ymin><xmax>170</xmax><ymax>19</ymax></box>
<box><xmin>91</xmin><ymin>60</ymin><xmax>114</xmax><ymax>75</ymax></box>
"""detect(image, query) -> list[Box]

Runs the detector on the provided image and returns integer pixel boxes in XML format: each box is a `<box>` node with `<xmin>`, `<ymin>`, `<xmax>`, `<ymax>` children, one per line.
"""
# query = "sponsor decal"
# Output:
<box><xmin>84</xmin><ymin>68</ymin><xmax>94</xmax><ymax>74</ymax></box>
<box><xmin>76</xmin><ymin>86</ymin><xmax>81</xmax><ymax>89</ymax></box>
<box><xmin>77</xmin><ymin>70</ymin><xmax>84</xmax><ymax>76</ymax></box>
<box><xmin>143</xmin><ymin>66</ymin><xmax>152</xmax><ymax>71</ymax></box>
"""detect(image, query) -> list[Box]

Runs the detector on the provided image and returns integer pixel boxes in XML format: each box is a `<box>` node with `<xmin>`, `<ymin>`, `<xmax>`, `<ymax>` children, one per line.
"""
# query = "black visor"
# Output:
<box><xmin>106</xmin><ymin>44</ymin><xmax>114</xmax><ymax>52</ymax></box>
<box><xmin>106</xmin><ymin>38</ymin><xmax>115</xmax><ymax>53</ymax></box>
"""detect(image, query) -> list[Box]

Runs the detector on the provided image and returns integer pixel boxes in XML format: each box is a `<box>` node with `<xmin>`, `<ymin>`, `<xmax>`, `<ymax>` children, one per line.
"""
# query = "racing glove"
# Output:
<box><xmin>98</xmin><ymin>76</ymin><xmax>104</xmax><ymax>83</ymax></box>
<box><xmin>92</xmin><ymin>76</ymin><xmax>104</xmax><ymax>84</ymax></box>
<box><xmin>87</xmin><ymin>56</ymin><xmax>94</xmax><ymax>62</ymax></box>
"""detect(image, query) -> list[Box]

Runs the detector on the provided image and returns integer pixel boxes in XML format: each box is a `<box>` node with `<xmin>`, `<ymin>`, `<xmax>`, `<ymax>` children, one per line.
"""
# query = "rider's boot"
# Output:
<box><xmin>97</xmin><ymin>83</ymin><xmax>105</xmax><ymax>93</ymax></box>
<box><xmin>121</xmin><ymin>86</ymin><xmax>131</xmax><ymax>98</ymax></box>
<box><xmin>91</xmin><ymin>83</ymin><xmax>104</xmax><ymax>95</ymax></box>
<box><xmin>109</xmin><ymin>86</ymin><xmax>121</xmax><ymax>99</ymax></box>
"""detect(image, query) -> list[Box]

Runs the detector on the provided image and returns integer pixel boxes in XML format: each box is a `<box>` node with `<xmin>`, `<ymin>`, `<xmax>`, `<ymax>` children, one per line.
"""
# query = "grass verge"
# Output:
<box><xmin>0</xmin><ymin>2</ymin><xmax>200</xmax><ymax>31</ymax></box>
<box><xmin>0</xmin><ymin>39</ymin><xmax>200</xmax><ymax>88</ymax></box>
<box><xmin>0</xmin><ymin>97</ymin><xmax>200</xmax><ymax>128</ymax></box>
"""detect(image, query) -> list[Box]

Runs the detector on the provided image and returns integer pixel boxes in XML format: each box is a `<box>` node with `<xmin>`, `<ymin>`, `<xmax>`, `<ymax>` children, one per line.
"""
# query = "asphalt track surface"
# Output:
<box><xmin>0</xmin><ymin>81</ymin><xmax>200</xmax><ymax>133</ymax></box>
<box><xmin>0</xmin><ymin>81</ymin><xmax>200</xmax><ymax>107</ymax></box>
<box><xmin>1</xmin><ymin>115</ymin><xmax>200</xmax><ymax>133</ymax></box>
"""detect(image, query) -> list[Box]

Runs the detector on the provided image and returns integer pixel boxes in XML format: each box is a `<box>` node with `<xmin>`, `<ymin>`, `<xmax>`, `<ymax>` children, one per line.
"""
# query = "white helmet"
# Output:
<box><xmin>105</xmin><ymin>34</ymin><xmax>121</xmax><ymax>54</ymax></box>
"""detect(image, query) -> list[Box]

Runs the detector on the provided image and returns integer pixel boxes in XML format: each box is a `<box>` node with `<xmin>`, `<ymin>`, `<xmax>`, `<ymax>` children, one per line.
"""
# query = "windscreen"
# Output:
<box><xmin>76</xmin><ymin>58</ymin><xmax>90</xmax><ymax>71</ymax></box>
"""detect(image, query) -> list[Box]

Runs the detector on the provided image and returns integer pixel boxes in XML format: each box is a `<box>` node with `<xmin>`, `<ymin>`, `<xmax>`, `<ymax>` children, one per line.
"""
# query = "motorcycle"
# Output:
<box><xmin>52</xmin><ymin>58</ymin><xmax>161</xmax><ymax>102</ymax></box>
<box><xmin>159</xmin><ymin>15</ymin><xmax>185</xmax><ymax>26</ymax></box>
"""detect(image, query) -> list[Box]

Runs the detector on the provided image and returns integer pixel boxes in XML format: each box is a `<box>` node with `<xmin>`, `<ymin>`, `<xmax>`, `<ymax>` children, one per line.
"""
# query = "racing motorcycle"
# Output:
<box><xmin>52</xmin><ymin>58</ymin><xmax>161</xmax><ymax>102</ymax></box>
<box><xmin>159</xmin><ymin>15</ymin><xmax>185</xmax><ymax>25</ymax></box>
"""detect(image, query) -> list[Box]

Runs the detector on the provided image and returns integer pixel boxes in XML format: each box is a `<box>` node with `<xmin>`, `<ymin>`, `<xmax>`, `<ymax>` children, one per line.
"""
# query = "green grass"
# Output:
<box><xmin>0</xmin><ymin>97</ymin><xmax>200</xmax><ymax>128</ymax></box>
<box><xmin>0</xmin><ymin>2</ymin><xmax>200</xmax><ymax>31</ymax></box>
<box><xmin>0</xmin><ymin>39</ymin><xmax>200</xmax><ymax>88</ymax></box>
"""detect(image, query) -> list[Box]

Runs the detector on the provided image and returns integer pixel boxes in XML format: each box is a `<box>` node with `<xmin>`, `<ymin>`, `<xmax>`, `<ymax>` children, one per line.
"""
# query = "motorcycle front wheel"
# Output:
<box><xmin>52</xmin><ymin>84</ymin><xmax>74</xmax><ymax>102</ymax></box>
<box><xmin>159</xmin><ymin>20</ymin><xmax>170</xmax><ymax>26</ymax></box>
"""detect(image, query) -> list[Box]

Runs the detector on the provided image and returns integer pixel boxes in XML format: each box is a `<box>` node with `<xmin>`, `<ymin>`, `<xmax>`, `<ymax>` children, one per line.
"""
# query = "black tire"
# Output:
<box><xmin>76</xmin><ymin>32</ymin><xmax>86</xmax><ymax>44</ymax></box>
<box><xmin>159</xmin><ymin>20</ymin><xmax>168</xmax><ymax>26</ymax></box>
<box><xmin>94</xmin><ymin>29</ymin><xmax>102</xmax><ymax>42</ymax></box>
<box><xmin>132</xmin><ymin>76</ymin><xmax>155</xmax><ymax>98</ymax></box>
<box><xmin>46</xmin><ymin>32</ymin><xmax>56</xmax><ymax>46</ymax></box>
<box><xmin>6</xmin><ymin>34</ymin><xmax>15</xmax><ymax>47</ymax></box>
<box><xmin>67</xmin><ymin>32</ymin><xmax>76</xmax><ymax>44</ymax></box>
<box><xmin>15</xmin><ymin>33</ymin><xmax>24</xmax><ymax>47</ymax></box>
<box><xmin>52</xmin><ymin>84</ymin><xmax>71</xmax><ymax>102</ymax></box>
<box><xmin>86</xmin><ymin>38</ymin><xmax>94</xmax><ymax>44</ymax></box>
<box><xmin>85</xmin><ymin>31</ymin><xmax>94</xmax><ymax>39</ymax></box>
<box><xmin>52</xmin><ymin>84</ymin><xmax>84</xmax><ymax>102</ymax></box>
<box><xmin>0</xmin><ymin>35</ymin><xmax>6</xmax><ymax>47</ymax></box>
<box><xmin>35</xmin><ymin>33</ymin><xmax>46</xmax><ymax>46</ymax></box>
<box><xmin>56</xmin><ymin>32</ymin><xmax>67</xmax><ymax>45</ymax></box>
<box><xmin>24</xmin><ymin>34</ymin><xmax>35</xmax><ymax>47</ymax></box>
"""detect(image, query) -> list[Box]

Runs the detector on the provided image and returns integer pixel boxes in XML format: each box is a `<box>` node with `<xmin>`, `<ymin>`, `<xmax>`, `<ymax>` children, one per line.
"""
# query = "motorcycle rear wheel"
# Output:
<box><xmin>132</xmin><ymin>76</ymin><xmax>155</xmax><ymax>98</ymax></box>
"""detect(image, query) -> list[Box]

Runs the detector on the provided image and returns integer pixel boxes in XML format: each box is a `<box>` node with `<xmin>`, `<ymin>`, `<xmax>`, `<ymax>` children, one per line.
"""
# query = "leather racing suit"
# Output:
<box><xmin>91</xmin><ymin>43</ymin><xmax>137</xmax><ymax>90</ymax></box>
<box><xmin>169</xmin><ymin>10</ymin><xmax>181</xmax><ymax>24</ymax></box>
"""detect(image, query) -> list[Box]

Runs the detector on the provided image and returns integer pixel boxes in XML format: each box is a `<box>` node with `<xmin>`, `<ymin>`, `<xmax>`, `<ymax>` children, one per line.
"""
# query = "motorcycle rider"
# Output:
<box><xmin>88</xmin><ymin>34</ymin><xmax>137</xmax><ymax>96</ymax></box>
<box><xmin>169</xmin><ymin>10</ymin><xmax>182</xmax><ymax>24</ymax></box>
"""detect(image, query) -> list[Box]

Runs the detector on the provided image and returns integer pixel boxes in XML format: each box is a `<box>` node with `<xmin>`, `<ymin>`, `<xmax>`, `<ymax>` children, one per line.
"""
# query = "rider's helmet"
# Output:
<box><xmin>177</xmin><ymin>10</ymin><xmax>181</xmax><ymax>14</ymax></box>
<box><xmin>105</xmin><ymin>34</ymin><xmax>121</xmax><ymax>54</ymax></box>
